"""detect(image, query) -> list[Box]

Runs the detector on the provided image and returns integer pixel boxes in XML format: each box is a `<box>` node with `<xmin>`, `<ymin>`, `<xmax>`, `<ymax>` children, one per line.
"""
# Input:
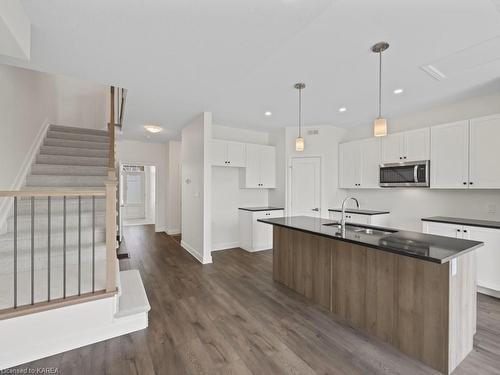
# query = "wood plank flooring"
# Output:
<box><xmin>12</xmin><ymin>225</ymin><xmax>500</xmax><ymax>374</ymax></box>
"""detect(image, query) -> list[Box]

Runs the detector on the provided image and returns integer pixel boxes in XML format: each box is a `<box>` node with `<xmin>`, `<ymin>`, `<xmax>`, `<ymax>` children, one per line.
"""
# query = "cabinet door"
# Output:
<box><xmin>469</xmin><ymin>115</ymin><xmax>500</xmax><ymax>188</ymax></box>
<box><xmin>226</xmin><ymin>141</ymin><xmax>246</xmax><ymax>167</ymax></box>
<box><xmin>339</xmin><ymin>141</ymin><xmax>361</xmax><ymax>188</ymax></box>
<box><xmin>347</xmin><ymin>214</ymin><xmax>370</xmax><ymax>225</ymax></box>
<box><xmin>464</xmin><ymin>226</ymin><xmax>500</xmax><ymax>291</ymax></box>
<box><xmin>404</xmin><ymin>128</ymin><xmax>430</xmax><ymax>161</ymax></box>
<box><xmin>423</xmin><ymin>222</ymin><xmax>462</xmax><ymax>238</ymax></box>
<box><xmin>212</xmin><ymin>139</ymin><xmax>227</xmax><ymax>166</ymax></box>
<box><xmin>259</xmin><ymin>145</ymin><xmax>276</xmax><ymax>188</ymax></box>
<box><xmin>381</xmin><ymin>133</ymin><xmax>403</xmax><ymax>163</ymax></box>
<box><xmin>430</xmin><ymin>121</ymin><xmax>469</xmax><ymax>189</ymax></box>
<box><xmin>360</xmin><ymin>138</ymin><xmax>380</xmax><ymax>188</ymax></box>
<box><xmin>252</xmin><ymin>211</ymin><xmax>273</xmax><ymax>250</ymax></box>
<box><xmin>329</xmin><ymin>211</ymin><xmax>342</xmax><ymax>221</ymax></box>
<box><xmin>244</xmin><ymin>144</ymin><xmax>261</xmax><ymax>188</ymax></box>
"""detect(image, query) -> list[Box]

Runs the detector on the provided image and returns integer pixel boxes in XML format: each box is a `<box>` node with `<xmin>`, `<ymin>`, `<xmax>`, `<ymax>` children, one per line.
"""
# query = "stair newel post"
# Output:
<box><xmin>105</xmin><ymin>86</ymin><xmax>118</xmax><ymax>293</ymax></box>
<box><xmin>105</xmin><ymin>171</ymin><xmax>117</xmax><ymax>293</ymax></box>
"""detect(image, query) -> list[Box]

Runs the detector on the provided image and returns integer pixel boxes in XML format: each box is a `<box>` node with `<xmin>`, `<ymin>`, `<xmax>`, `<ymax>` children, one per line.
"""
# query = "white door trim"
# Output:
<box><xmin>119</xmin><ymin>161</ymin><xmax>159</xmax><ymax>230</ymax></box>
<box><xmin>286</xmin><ymin>156</ymin><xmax>322</xmax><ymax>218</ymax></box>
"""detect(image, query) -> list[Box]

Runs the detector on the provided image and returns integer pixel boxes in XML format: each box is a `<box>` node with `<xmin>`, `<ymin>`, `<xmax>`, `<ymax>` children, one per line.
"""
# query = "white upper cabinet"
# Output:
<box><xmin>404</xmin><ymin>128</ymin><xmax>430</xmax><ymax>162</ymax></box>
<box><xmin>359</xmin><ymin>138</ymin><xmax>381</xmax><ymax>188</ymax></box>
<box><xmin>469</xmin><ymin>115</ymin><xmax>500</xmax><ymax>189</ymax></box>
<box><xmin>339</xmin><ymin>138</ymin><xmax>380</xmax><ymax>189</ymax></box>
<box><xmin>212</xmin><ymin>139</ymin><xmax>228</xmax><ymax>166</ymax></box>
<box><xmin>243</xmin><ymin>144</ymin><xmax>276</xmax><ymax>188</ymax></box>
<box><xmin>381</xmin><ymin>128</ymin><xmax>430</xmax><ymax>163</ymax></box>
<box><xmin>339</xmin><ymin>141</ymin><xmax>360</xmax><ymax>188</ymax></box>
<box><xmin>430</xmin><ymin>120</ymin><xmax>469</xmax><ymax>189</ymax></box>
<box><xmin>381</xmin><ymin>133</ymin><xmax>403</xmax><ymax>164</ymax></box>
<box><xmin>211</xmin><ymin>140</ymin><xmax>246</xmax><ymax>167</ymax></box>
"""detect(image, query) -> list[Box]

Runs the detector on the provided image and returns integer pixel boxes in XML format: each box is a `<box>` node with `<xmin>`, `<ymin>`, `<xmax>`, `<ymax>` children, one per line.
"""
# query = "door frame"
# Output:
<box><xmin>286</xmin><ymin>156</ymin><xmax>322</xmax><ymax>218</ymax></box>
<box><xmin>119</xmin><ymin>161</ymin><xmax>159</xmax><ymax>229</ymax></box>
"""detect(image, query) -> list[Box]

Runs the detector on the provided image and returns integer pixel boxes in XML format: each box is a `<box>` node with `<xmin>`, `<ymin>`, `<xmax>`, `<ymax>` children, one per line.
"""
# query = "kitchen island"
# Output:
<box><xmin>258</xmin><ymin>216</ymin><xmax>483</xmax><ymax>374</ymax></box>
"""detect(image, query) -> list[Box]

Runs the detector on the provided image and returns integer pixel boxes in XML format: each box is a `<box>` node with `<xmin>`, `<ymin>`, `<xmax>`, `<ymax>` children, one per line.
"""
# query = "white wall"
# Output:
<box><xmin>281</xmin><ymin>125</ymin><xmax>346</xmax><ymax>218</ymax></box>
<box><xmin>268</xmin><ymin>128</ymin><xmax>286</xmax><ymax>208</ymax></box>
<box><xmin>117</xmin><ymin>140</ymin><xmax>168</xmax><ymax>232</ymax></box>
<box><xmin>0</xmin><ymin>0</ymin><xmax>31</xmax><ymax>59</ymax></box>
<box><xmin>166</xmin><ymin>140</ymin><xmax>182</xmax><ymax>235</ymax></box>
<box><xmin>338</xmin><ymin>92</ymin><xmax>500</xmax><ymax>231</ymax></box>
<box><xmin>211</xmin><ymin>124</ymin><xmax>270</xmax><ymax>250</ymax></box>
<box><xmin>181</xmin><ymin>113</ymin><xmax>212</xmax><ymax>264</ymax></box>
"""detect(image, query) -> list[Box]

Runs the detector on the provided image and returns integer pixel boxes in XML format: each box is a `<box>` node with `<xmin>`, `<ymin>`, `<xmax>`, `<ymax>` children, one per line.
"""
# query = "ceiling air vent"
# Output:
<box><xmin>307</xmin><ymin>129</ymin><xmax>319</xmax><ymax>135</ymax></box>
<box><xmin>421</xmin><ymin>64</ymin><xmax>446</xmax><ymax>81</ymax></box>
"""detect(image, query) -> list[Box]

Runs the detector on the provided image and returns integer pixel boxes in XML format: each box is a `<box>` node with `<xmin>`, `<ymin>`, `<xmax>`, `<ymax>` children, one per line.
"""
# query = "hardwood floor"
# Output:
<box><xmin>12</xmin><ymin>225</ymin><xmax>500</xmax><ymax>374</ymax></box>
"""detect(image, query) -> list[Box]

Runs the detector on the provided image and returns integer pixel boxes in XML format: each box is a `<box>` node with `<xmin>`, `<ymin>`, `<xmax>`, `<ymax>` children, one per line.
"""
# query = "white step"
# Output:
<box><xmin>0</xmin><ymin>259</ymin><xmax>107</xmax><ymax>309</ymax></box>
<box><xmin>0</xmin><ymin>242</ymin><xmax>107</xmax><ymax>273</ymax></box>
<box><xmin>0</xmin><ymin>227</ymin><xmax>106</xmax><ymax>253</ymax></box>
<box><xmin>26</xmin><ymin>175</ymin><xmax>107</xmax><ymax>188</ymax></box>
<box><xmin>31</xmin><ymin>164</ymin><xmax>108</xmax><ymax>176</ymax></box>
<box><xmin>12</xmin><ymin>196</ymin><xmax>106</xmax><ymax>215</ymax></box>
<box><xmin>115</xmin><ymin>270</ymin><xmax>150</xmax><ymax>318</ymax></box>
<box><xmin>6</xmin><ymin>212</ymin><xmax>105</xmax><ymax>233</ymax></box>
<box><xmin>44</xmin><ymin>138</ymin><xmax>108</xmax><ymax>150</ymax></box>
<box><xmin>46</xmin><ymin>130</ymin><xmax>109</xmax><ymax>144</ymax></box>
<box><xmin>39</xmin><ymin>145</ymin><xmax>109</xmax><ymax>158</ymax></box>
<box><xmin>36</xmin><ymin>154</ymin><xmax>108</xmax><ymax>167</ymax></box>
<box><xmin>49</xmin><ymin>124</ymin><xmax>109</xmax><ymax>137</ymax></box>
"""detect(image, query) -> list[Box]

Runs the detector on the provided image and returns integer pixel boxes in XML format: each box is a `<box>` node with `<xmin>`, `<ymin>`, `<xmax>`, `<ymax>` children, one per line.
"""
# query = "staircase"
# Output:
<box><xmin>0</xmin><ymin>125</ymin><xmax>111</xmax><ymax>309</ymax></box>
<box><xmin>0</xmin><ymin>88</ymin><xmax>150</xmax><ymax>370</ymax></box>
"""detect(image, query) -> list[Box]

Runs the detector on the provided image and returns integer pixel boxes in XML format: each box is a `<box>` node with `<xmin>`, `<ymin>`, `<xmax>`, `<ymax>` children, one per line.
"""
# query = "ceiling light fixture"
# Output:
<box><xmin>393</xmin><ymin>88</ymin><xmax>404</xmax><ymax>95</ymax></box>
<box><xmin>372</xmin><ymin>41</ymin><xmax>390</xmax><ymax>137</ymax></box>
<box><xmin>339</xmin><ymin>107</ymin><xmax>347</xmax><ymax>112</ymax></box>
<box><xmin>264</xmin><ymin>111</ymin><xmax>272</xmax><ymax>116</ymax></box>
<box><xmin>294</xmin><ymin>82</ymin><xmax>306</xmax><ymax>152</ymax></box>
<box><xmin>144</xmin><ymin>125</ymin><xmax>162</xmax><ymax>133</ymax></box>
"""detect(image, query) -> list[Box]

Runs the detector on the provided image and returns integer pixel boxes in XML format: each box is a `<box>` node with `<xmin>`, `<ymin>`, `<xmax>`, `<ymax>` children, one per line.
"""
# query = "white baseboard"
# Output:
<box><xmin>0</xmin><ymin>296</ymin><xmax>148</xmax><ymax>370</ymax></box>
<box><xmin>212</xmin><ymin>241</ymin><xmax>239</xmax><ymax>252</ymax></box>
<box><xmin>166</xmin><ymin>228</ymin><xmax>181</xmax><ymax>235</ymax></box>
<box><xmin>0</xmin><ymin>119</ymin><xmax>51</xmax><ymax>234</ymax></box>
<box><xmin>181</xmin><ymin>240</ymin><xmax>212</xmax><ymax>264</ymax></box>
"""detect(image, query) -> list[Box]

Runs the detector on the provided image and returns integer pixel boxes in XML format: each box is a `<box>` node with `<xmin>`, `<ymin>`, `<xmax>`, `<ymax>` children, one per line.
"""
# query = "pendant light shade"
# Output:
<box><xmin>371</xmin><ymin>42</ymin><xmax>389</xmax><ymax>137</ymax></box>
<box><xmin>295</xmin><ymin>137</ymin><xmax>305</xmax><ymax>152</ymax></box>
<box><xmin>373</xmin><ymin>118</ymin><xmax>388</xmax><ymax>137</ymax></box>
<box><xmin>294</xmin><ymin>82</ymin><xmax>306</xmax><ymax>152</ymax></box>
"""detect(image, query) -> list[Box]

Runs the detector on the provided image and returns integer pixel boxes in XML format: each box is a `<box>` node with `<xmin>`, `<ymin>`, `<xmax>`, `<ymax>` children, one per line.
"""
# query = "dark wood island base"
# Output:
<box><xmin>272</xmin><ymin>226</ymin><xmax>476</xmax><ymax>374</ymax></box>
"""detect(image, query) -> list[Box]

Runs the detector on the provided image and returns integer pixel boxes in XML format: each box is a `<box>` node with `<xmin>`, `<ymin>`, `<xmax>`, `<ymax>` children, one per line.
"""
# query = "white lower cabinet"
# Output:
<box><xmin>239</xmin><ymin>209</ymin><xmax>284</xmax><ymax>252</ymax></box>
<box><xmin>328</xmin><ymin>211</ymin><xmax>389</xmax><ymax>226</ymax></box>
<box><xmin>423</xmin><ymin>221</ymin><xmax>500</xmax><ymax>295</ymax></box>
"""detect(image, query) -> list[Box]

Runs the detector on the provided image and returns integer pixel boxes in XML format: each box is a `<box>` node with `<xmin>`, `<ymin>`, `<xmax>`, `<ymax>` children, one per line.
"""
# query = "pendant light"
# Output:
<box><xmin>371</xmin><ymin>42</ymin><xmax>389</xmax><ymax>137</ymax></box>
<box><xmin>294</xmin><ymin>82</ymin><xmax>306</xmax><ymax>151</ymax></box>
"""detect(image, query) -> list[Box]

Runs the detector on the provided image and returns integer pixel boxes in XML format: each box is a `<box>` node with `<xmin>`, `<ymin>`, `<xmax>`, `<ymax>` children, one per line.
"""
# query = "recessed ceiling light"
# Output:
<box><xmin>144</xmin><ymin>125</ymin><xmax>162</xmax><ymax>133</ymax></box>
<box><xmin>264</xmin><ymin>111</ymin><xmax>272</xmax><ymax>116</ymax></box>
<box><xmin>393</xmin><ymin>88</ymin><xmax>404</xmax><ymax>95</ymax></box>
<box><xmin>338</xmin><ymin>107</ymin><xmax>347</xmax><ymax>112</ymax></box>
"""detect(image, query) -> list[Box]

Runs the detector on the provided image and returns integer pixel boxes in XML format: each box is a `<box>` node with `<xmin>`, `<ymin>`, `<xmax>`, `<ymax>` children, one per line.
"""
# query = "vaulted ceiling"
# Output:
<box><xmin>2</xmin><ymin>0</ymin><xmax>500</xmax><ymax>142</ymax></box>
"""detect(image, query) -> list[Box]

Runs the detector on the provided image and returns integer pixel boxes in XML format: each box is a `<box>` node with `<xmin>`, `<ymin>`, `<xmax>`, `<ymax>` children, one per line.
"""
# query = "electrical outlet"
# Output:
<box><xmin>487</xmin><ymin>204</ymin><xmax>497</xmax><ymax>214</ymax></box>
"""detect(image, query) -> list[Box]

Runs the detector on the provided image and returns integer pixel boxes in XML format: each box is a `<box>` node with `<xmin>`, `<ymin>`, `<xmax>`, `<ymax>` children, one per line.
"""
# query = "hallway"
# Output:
<box><xmin>13</xmin><ymin>225</ymin><xmax>500</xmax><ymax>374</ymax></box>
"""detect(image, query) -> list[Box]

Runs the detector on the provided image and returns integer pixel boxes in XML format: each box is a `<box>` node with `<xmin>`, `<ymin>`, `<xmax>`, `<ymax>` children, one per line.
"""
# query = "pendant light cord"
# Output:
<box><xmin>298</xmin><ymin>87</ymin><xmax>302</xmax><ymax>137</ymax></box>
<box><xmin>378</xmin><ymin>51</ymin><xmax>382</xmax><ymax>119</ymax></box>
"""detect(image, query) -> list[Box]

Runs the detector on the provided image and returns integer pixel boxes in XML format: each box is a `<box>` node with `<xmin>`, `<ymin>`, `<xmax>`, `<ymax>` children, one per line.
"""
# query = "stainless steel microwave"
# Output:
<box><xmin>379</xmin><ymin>160</ymin><xmax>430</xmax><ymax>187</ymax></box>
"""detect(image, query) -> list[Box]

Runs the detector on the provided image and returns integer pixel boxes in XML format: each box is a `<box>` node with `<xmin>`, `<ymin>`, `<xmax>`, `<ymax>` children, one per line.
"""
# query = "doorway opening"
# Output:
<box><xmin>120</xmin><ymin>164</ymin><xmax>156</xmax><ymax>226</ymax></box>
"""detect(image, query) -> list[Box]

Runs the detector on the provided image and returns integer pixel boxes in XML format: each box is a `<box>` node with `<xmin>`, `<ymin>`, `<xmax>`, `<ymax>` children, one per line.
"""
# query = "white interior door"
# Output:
<box><xmin>290</xmin><ymin>157</ymin><xmax>321</xmax><ymax>217</ymax></box>
<box><xmin>123</xmin><ymin>167</ymin><xmax>146</xmax><ymax>220</ymax></box>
